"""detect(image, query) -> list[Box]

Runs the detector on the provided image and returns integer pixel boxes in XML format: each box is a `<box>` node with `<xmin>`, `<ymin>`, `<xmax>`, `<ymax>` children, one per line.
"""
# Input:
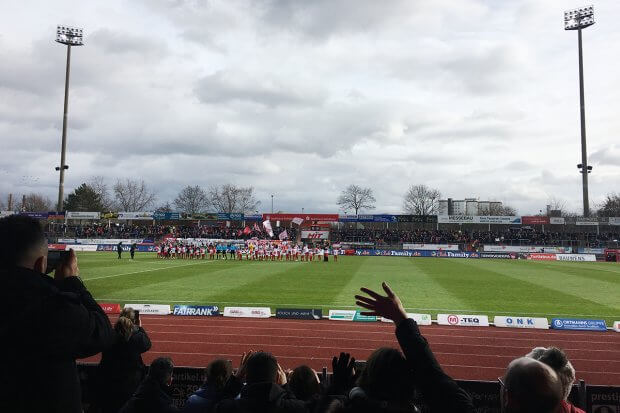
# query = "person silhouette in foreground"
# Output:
<box><xmin>499</xmin><ymin>357</ymin><xmax>563</xmax><ymax>413</ymax></box>
<box><xmin>332</xmin><ymin>282</ymin><xmax>475</xmax><ymax>413</ymax></box>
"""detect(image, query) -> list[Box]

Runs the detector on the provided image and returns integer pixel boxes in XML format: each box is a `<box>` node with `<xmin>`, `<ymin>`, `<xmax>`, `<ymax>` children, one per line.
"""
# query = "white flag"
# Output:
<box><xmin>262</xmin><ymin>220</ymin><xmax>274</xmax><ymax>237</ymax></box>
<box><xmin>292</xmin><ymin>217</ymin><xmax>304</xmax><ymax>225</ymax></box>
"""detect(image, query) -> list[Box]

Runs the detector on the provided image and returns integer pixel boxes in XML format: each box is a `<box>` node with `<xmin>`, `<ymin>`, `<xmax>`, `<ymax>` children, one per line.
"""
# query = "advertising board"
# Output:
<box><xmin>402</xmin><ymin>243</ymin><xmax>460</xmax><ymax>251</ymax></box>
<box><xmin>551</xmin><ymin>318</ymin><xmax>607</xmax><ymax>332</ymax></box>
<box><xmin>483</xmin><ymin>245</ymin><xmax>571</xmax><ymax>253</ymax></box>
<box><xmin>372</xmin><ymin>215</ymin><xmax>397</xmax><ymax>222</ymax></box>
<box><xmin>353</xmin><ymin>311</ymin><xmax>377</xmax><ymax>322</ymax></box>
<box><xmin>437</xmin><ymin>314</ymin><xmax>490</xmax><ymax>327</ymax></box>
<box><xmin>124</xmin><ymin>303</ymin><xmax>171</xmax><ymax>315</ymax></box>
<box><xmin>586</xmin><ymin>385</ymin><xmax>620</xmax><ymax>413</ymax></box>
<box><xmin>613</xmin><ymin>321</ymin><xmax>620</xmax><ymax>333</ymax></box>
<box><xmin>19</xmin><ymin>211</ymin><xmax>48</xmax><ymax>219</ymax></box>
<box><xmin>172</xmin><ymin>305</ymin><xmax>220</xmax><ymax>316</ymax></box>
<box><xmin>354</xmin><ymin>249</ymin><xmax>435</xmax><ymax>257</ymax></box>
<box><xmin>609</xmin><ymin>217</ymin><xmax>620</xmax><ymax>226</ymax></box>
<box><xmin>117</xmin><ymin>211</ymin><xmax>154</xmax><ymax>220</ymax></box>
<box><xmin>328</xmin><ymin>310</ymin><xmax>356</xmax><ymax>321</ymax></box>
<box><xmin>480</xmin><ymin>252</ymin><xmax>517</xmax><ymax>259</ymax></box>
<box><xmin>66</xmin><ymin>211</ymin><xmax>101</xmax><ymax>219</ymax></box>
<box><xmin>521</xmin><ymin>216</ymin><xmax>550</xmax><ymax>225</ymax></box>
<box><xmin>263</xmin><ymin>213</ymin><xmax>339</xmax><ymax>222</ymax></box>
<box><xmin>556</xmin><ymin>254</ymin><xmax>596</xmax><ymax>262</ymax></box>
<box><xmin>549</xmin><ymin>217</ymin><xmax>565</xmax><ymax>225</ymax></box>
<box><xmin>99</xmin><ymin>303</ymin><xmax>122</xmax><ymax>314</ymax></box>
<box><xmin>223</xmin><ymin>307</ymin><xmax>271</xmax><ymax>318</ymax></box>
<box><xmin>0</xmin><ymin>211</ymin><xmax>15</xmax><ymax>218</ymax></box>
<box><xmin>493</xmin><ymin>316</ymin><xmax>548</xmax><ymax>329</ymax></box>
<box><xmin>578</xmin><ymin>248</ymin><xmax>606</xmax><ymax>254</ymax></box>
<box><xmin>275</xmin><ymin>308</ymin><xmax>322</xmax><ymax>320</ymax></box>
<box><xmin>301</xmin><ymin>230</ymin><xmax>330</xmax><ymax>240</ymax></box>
<box><xmin>438</xmin><ymin>251</ymin><xmax>480</xmax><ymax>259</ymax></box>
<box><xmin>438</xmin><ymin>216</ymin><xmax>522</xmax><ymax>225</ymax></box>
<box><xmin>71</xmin><ymin>245</ymin><xmax>99</xmax><ymax>252</ymax></box>
<box><xmin>381</xmin><ymin>313</ymin><xmax>432</xmax><ymax>326</ymax></box>
<box><xmin>527</xmin><ymin>253</ymin><xmax>557</xmax><ymax>261</ymax></box>
<box><xmin>217</xmin><ymin>213</ymin><xmax>244</xmax><ymax>220</ymax></box>
<box><xmin>153</xmin><ymin>212</ymin><xmax>180</xmax><ymax>220</ymax></box>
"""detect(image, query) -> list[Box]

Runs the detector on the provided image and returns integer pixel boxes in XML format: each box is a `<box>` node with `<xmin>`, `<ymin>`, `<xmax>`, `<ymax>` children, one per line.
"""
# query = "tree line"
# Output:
<box><xmin>2</xmin><ymin>179</ymin><xmax>619</xmax><ymax>217</ymax></box>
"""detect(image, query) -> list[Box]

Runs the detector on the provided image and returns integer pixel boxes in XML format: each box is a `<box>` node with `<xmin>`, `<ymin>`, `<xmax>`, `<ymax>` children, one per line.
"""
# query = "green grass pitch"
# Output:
<box><xmin>78</xmin><ymin>252</ymin><xmax>620</xmax><ymax>324</ymax></box>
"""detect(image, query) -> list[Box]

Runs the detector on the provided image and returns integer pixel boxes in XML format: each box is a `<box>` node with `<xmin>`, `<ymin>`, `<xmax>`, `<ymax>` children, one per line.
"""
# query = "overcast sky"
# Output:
<box><xmin>1</xmin><ymin>0</ymin><xmax>619</xmax><ymax>215</ymax></box>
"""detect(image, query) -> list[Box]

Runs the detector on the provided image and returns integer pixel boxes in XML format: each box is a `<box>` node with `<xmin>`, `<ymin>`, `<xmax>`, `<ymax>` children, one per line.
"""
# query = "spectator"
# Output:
<box><xmin>183</xmin><ymin>359</ymin><xmax>233</xmax><ymax>413</ymax></box>
<box><xmin>526</xmin><ymin>347</ymin><xmax>585</xmax><ymax>413</ymax></box>
<box><xmin>352</xmin><ymin>282</ymin><xmax>474</xmax><ymax>412</ymax></box>
<box><xmin>288</xmin><ymin>365</ymin><xmax>321</xmax><ymax>403</ymax></box>
<box><xmin>120</xmin><ymin>356</ymin><xmax>178</xmax><ymax>413</ymax></box>
<box><xmin>499</xmin><ymin>357</ymin><xmax>563</xmax><ymax>413</ymax></box>
<box><xmin>97</xmin><ymin>307</ymin><xmax>152</xmax><ymax>413</ymax></box>
<box><xmin>215</xmin><ymin>351</ymin><xmax>308</xmax><ymax>413</ymax></box>
<box><xmin>0</xmin><ymin>215</ymin><xmax>114</xmax><ymax>413</ymax></box>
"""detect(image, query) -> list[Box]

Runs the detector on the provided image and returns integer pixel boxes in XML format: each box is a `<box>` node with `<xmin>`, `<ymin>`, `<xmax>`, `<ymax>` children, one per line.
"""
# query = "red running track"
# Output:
<box><xmin>82</xmin><ymin>315</ymin><xmax>620</xmax><ymax>385</ymax></box>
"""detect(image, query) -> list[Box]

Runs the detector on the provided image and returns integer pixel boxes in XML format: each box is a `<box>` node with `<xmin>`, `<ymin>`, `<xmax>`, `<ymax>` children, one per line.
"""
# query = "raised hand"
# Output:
<box><xmin>354</xmin><ymin>282</ymin><xmax>407</xmax><ymax>325</ymax></box>
<box><xmin>331</xmin><ymin>352</ymin><xmax>356</xmax><ymax>391</ymax></box>
<box><xmin>235</xmin><ymin>350</ymin><xmax>254</xmax><ymax>379</ymax></box>
<box><xmin>54</xmin><ymin>249</ymin><xmax>80</xmax><ymax>281</ymax></box>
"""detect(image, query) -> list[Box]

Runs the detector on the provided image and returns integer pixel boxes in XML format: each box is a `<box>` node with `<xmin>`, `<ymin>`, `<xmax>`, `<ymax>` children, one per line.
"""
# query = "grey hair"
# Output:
<box><xmin>526</xmin><ymin>347</ymin><xmax>576</xmax><ymax>400</ymax></box>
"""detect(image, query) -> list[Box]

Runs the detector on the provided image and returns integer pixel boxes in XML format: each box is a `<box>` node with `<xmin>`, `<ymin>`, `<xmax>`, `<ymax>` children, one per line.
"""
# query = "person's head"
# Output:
<box><xmin>501</xmin><ymin>357</ymin><xmax>563</xmax><ymax>413</ymax></box>
<box><xmin>120</xmin><ymin>307</ymin><xmax>138</xmax><ymax>324</ymax></box>
<box><xmin>114</xmin><ymin>316</ymin><xmax>135</xmax><ymax>341</ymax></box>
<box><xmin>289</xmin><ymin>365</ymin><xmax>321</xmax><ymax>401</ymax></box>
<box><xmin>357</xmin><ymin>347</ymin><xmax>414</xmax><ymax>403</ymax></box>
<box><xmin>526</xmin><ymin>347</ymin><xmax>575</xmax><ymax>400</ymax></box>
<box><xmin>148</xmin><ymin>357</ymin><xmax>174</xmax><ymax>387</ymax></box>
<box><xmin>245</xmin><ymin>352</ymin><xmax>278</xmax><ymax>384</ymax></box>
<box><xmin>205</xmin><ymin>359</ymin><xmax>232</xmax><ymax>391</ymax></box>
<box><xmin>0</xmin><ymin>215</ymin><xmax>47</xmax><ymax>272</ymax></box>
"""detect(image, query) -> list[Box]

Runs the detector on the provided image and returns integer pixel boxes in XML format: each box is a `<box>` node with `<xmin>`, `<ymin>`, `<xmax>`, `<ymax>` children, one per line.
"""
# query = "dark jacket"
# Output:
<box><xmin>0</xmin><ymin>267</ymin><xmax>114</xmax><ymax>413</ymax></box>
<box><xmin>120</xmin><ymin>376</ymin><xmax>179</xmax><ymax>413</ymax></box>
<box><xmin>98</xmin><ymin>327</ymin><xmax>152</xmax><ymax>412</ymax></box>
<box><xmin>183</xmin><ymin>384</ymin><xmax>222</xmax><ymax>413</ymax></box>
<box><xmin>215</xmin><ymin>381</ymin><xmax>308</xmax><ymax>413</ymax></box>
<box><xmin>395</xmin><ymin>319</ymin><xmax>474</xmax><ymax>412</ymax></box>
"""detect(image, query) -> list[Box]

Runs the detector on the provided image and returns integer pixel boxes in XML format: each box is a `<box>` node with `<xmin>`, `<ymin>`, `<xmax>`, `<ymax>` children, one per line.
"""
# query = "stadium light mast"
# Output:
<box><xmin>54</xmin><ymin>25</ymin><xmax>84</xmax><ymax>212</ymax></box>
<box><xmin>564</xmin><ymin>6</ymin><xmax>594</xmax><ymax>217</ymax></box>
<box><xmin>271</xmin><ymin>194</ymin><xmax>274</xmax><ymax>214</ymax></box>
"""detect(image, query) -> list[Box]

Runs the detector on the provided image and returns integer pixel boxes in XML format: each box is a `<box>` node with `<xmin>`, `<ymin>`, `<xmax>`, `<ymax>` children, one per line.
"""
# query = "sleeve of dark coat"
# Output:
<box><xmin>395</xmin><ymin>318</ymin><xmax>474</xmax><ymax>413</ymax></box>
<box><xmin>45</xmin><ymin>276</ymin><xmax>115</xmax><ymax>358</ymax></box>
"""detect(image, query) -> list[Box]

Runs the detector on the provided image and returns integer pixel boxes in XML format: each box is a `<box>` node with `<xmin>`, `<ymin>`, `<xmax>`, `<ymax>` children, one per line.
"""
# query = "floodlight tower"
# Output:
<box><xmin>564</xmin><ymin>6</ymin><xmax>594</xmax><ymax>217</ymax></box>
<box><xmin>55</xmin><ymin>25</ymin><xmax>83</xmax><ymax>211</ymax></box>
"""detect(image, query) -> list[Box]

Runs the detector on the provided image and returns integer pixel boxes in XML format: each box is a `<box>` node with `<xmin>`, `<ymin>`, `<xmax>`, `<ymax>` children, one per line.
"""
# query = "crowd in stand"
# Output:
<box><xmin>1</xmin><ymin>214</ymin><xmax>588</xmax><ymax>413</ymax></box>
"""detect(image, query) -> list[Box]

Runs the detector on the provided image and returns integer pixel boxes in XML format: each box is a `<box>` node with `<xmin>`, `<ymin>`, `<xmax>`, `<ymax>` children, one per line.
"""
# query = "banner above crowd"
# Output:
<box><xmin>437</xmin><ymin>215</ymin><xmax>522</xmax><ymax>224</ymax></box>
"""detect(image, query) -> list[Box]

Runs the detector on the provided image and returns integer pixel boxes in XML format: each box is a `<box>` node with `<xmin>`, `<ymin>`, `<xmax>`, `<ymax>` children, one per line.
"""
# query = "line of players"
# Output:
<box><xmin>155</xmin><ymin>241</ymin><xmax>343</xmax><ymax>262</ymax></box>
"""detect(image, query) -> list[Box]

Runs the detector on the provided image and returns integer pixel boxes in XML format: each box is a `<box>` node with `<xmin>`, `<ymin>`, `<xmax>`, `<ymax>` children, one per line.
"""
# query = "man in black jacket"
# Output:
<box><xmin>120</xmin><ymin>357</ymin><xmax>179</xmax><ymax>413</ymax></box>
<box><xmin>215</xmin><ymin>351</ymin><xmax>308</xmax><ymax>413</ymax></box>
<box><xmin>0</xmin><ymin>215</ymin><xmax>114</xmax><ymax>413</ymax></box>
<box><xmin>355</xmin><ymin>282</ymin><xmax>474</xmax><ymax>412</ymax></box>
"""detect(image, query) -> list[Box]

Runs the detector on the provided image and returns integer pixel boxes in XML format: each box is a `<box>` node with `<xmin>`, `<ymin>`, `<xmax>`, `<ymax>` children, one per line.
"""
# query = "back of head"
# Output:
<box><xmin>120</xmin><ymin>307</ymin><xmax>138</xmax><ymax>324</ymax></box>
<box><xmin>0</xmin><ymin>215</ymin><xmax>46</xmax><ymax>270</ymax></box>
<box><xmin>526</xmin><ymin>347</ymin><xmax>575</xmax><ymax>400</ymax></box>
<box><xmin>148</xmin><ymin>357</ymin><xmax>174</xmax><ymax>387</ymax></box>
<box><xmin>114</xmin><ymin>316</ymin><xmax>134</xmax><ymax>341</ymax></box>
<box><xmin>245</xmin><ymin>352</ymin><xmax>278</xmax><ymax>384</ymax></box>
<box><xmin>289</xmin><ymin>365</ymin><xmax>321</xmax><ymax>401</ymax></box>
<box><xmin>206</xmin><ymin>359</ymin><xmax>232</xmax><ymax>391</ymax></box>
<box><xmin>503</xmin><ymin>357</ymin><xmax>563</xmax><ymax>413</ymax></box>
<box><xmin>357</xmin><ymin>347</ymin><xmax>413</xmax><ymax>402</ymax></box>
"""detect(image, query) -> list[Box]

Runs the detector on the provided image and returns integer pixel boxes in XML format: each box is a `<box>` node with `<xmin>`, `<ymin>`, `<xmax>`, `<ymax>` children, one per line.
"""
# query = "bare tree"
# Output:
<box><xmin>0</xmin><ymin>195</ymin><xmax>5</xmax><ymax>210</ymax></box>
<box><xmin>89</xmin><ymin>176</ymin><xmax>114</xmax><ymax>210</ymax></box>
<box><xmin>547</xmin><ymin>196</ymin><xmax>567</xmax><ymax>217</ymax></box>
<box><xmin>597</xmin><ymin>193</ymin><xmax>620</xmax><ymax>217</ymax></box>
<box><xmin>155</xmin><ymin>202</ymin><xmax>174</xmax><ymax>213</ymax></box>
<box><xmin>113</xmin><ymin>179</ymin><xmax>156</xmax><ymax>211</ymax></box>
<box><xmin>337</xmin><ymin>184</ymin><xmax>376</xmax><ymax>214</ymax></box>
<box><xmin>402</xmin><ymin>184</ymin><xmax>441</xmax><ymax>215</ymax></box>
<box><xmin>21</xmin><ymin>193</ymin><xmax>52</xmax><ymax>211</ymax></box>
<box><xmin>174</xmin><ymin>185</ymin><xmax>209</xmax><ymax>214</ymax></box>
<box><xmin>209</xmin><ymin>184</ymin><xmax>260</xmax><ymax>214</ymax></box>
<box><xmin>488</xmin><ymin>203</ymin><xmax>518</xmax><ymax>216</ymax></box>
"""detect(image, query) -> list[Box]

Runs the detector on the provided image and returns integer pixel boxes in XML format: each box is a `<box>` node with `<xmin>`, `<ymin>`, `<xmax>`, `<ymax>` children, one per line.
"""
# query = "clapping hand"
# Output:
<box><xmin>354</xmin><ymin>282</ymin><xmax>407</xmax><ymax>325</ymax></box>
<box><xmin>235</xmin><ymin>350</ymin><xmax>254</xmax><ymax>380</ymax></box>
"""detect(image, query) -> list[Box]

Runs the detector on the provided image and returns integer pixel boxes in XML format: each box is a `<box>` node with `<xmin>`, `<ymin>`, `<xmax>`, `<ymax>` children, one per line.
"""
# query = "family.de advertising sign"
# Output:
<box><xmin>263</xmin><ymin>213</ymin><xmax>339</xmax><ymax>222</ymax></box>
<box><xmin>438</xmin><ymin>216</ymin><xmax>521</xmax><ymax>225</ymax></box>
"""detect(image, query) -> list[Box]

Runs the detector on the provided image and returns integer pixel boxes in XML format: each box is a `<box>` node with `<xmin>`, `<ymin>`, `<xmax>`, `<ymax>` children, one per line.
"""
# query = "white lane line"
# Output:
<box><xmin>85</xmin><ymin>261</ymin><xmax>213</xmax><ymax>281</ymax></box>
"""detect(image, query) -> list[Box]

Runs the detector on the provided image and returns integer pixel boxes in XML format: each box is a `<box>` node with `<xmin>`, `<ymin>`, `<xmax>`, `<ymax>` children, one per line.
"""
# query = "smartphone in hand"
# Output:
<box><xmin>46</xmin><ymin>250</ymin><xmax>70</xmax><ymax>274</ymax></box>
<box><xmin>134</xmin><ymin>310</ymin><xmax>141</xmax><ymax>326</ymax></box>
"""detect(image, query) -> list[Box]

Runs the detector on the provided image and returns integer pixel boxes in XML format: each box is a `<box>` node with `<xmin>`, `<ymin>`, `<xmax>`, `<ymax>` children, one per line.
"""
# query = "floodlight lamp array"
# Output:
<box><xmin>56</xmin><ymin>25</ymin><xmax>84</xmax><ymax>45</ymax></box>
<box><xmin>564</xmin><ymin>5</ymin><xmax>595</xmax><ymax>30</ymax></box>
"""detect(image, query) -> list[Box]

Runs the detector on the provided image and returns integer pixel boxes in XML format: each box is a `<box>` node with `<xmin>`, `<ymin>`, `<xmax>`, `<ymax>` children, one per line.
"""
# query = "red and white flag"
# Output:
<box><xmin>278</xmin><ymin>229</ymin><xmax>288</xmax><ymax>240</ymax></box>
<box><xmin>262</xmin><ymin>220</ymin><xmax>274</xmax><ymax>238</ymax></box>
<box><xmin>292</xmin><ymin>217</ymin><xmax>304</xmax><ymax>225</ymax></box>
<box><xmin>243</xmin><ymin>226</ymin><xmax>251</xmax><ymax>235</ymax></box>
<box><xmin>253</xmin><ymin>222</ymin><xmax>261</xmax><ymax>233</ymax></box>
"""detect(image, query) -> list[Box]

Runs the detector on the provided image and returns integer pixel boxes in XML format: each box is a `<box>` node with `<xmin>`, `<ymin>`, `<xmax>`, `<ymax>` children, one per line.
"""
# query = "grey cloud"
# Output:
<box><xmin>194</xmin><ymin>71</ymin><xmax>327</xmax><ymax>107</ymax></box>
<box><xmin>590</xmin><ymin>144</ymin><xmax>620</xmax><ymax>167</ymax></box>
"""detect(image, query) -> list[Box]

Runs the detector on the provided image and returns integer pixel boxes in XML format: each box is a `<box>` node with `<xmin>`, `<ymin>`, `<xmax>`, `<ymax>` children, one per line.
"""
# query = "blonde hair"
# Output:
<box><xmin>115</xmin><ymin>316</ymin><xmax>134</xmax><ymax>341</ymax></box>
<box><xmin>526</xmin><ymin>347</ymin><xmax>576</xmax><ymax>400</ymax></box>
